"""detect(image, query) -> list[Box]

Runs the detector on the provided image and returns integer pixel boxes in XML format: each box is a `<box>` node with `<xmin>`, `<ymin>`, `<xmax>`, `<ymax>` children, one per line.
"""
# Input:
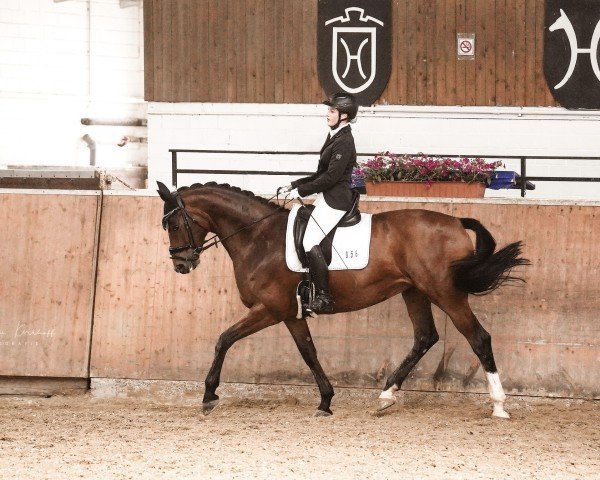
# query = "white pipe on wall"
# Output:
<box><xmin>82</xmin><ymin>134</ymin><xmax>96</xmax><ymax>166</ymax></box>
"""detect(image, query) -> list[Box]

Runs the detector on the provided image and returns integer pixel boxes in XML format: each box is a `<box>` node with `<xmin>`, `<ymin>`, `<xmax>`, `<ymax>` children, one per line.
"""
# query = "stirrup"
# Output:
<box><xmin>296</xmin><ymin>279</ymin><xmax>314</xmax><ymax>318</ymax></box>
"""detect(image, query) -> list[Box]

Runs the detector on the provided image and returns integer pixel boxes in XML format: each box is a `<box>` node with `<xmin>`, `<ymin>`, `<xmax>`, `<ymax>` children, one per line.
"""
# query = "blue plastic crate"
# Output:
<box><xmin>351</xmin><ymin>174</ymin><xmax>365</xmax><ymax>189</ymax></box>
<box><xmin>488</xmin><ymin>171</ymin><xmax>535</xmax><ymax>191</ymax></box>
<box><xmin>351</xmin><ymin>173</ymin><xmax>366</xmax><ymax>193</ymax></box>
<box><xmin>488</xmin><ymin>171</ymin><xmax>517</xmax><ymax>190</ymax></box>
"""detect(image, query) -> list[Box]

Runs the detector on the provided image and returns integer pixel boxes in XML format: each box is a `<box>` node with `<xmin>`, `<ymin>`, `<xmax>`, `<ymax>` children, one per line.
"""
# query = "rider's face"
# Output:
<box><xmin>326</xmin><ymin>107</ymin><xmax>341</xmax><ymax>127</ymax></box>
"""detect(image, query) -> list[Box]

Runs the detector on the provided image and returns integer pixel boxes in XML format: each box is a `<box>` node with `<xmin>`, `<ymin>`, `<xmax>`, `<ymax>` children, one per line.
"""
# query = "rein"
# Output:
<box><xmin>163</xmin><ymin>191</ymin><xmax>287</xmax><ymax>262</ymax></box>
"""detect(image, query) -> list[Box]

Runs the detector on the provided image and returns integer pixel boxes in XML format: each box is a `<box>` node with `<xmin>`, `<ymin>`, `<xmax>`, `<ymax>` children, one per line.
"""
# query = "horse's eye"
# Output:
<box><xmin>171</xmin><ymin>224</ymin><xmax>179</xmax><ymax>231</ymax></box>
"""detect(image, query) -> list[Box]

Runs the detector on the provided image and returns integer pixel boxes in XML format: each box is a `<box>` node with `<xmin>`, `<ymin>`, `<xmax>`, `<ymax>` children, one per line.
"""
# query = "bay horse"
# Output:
<box><xmin>157</xmin><ymin>181</ymin><xmax>529</xmax><ymax>419</ymax></box>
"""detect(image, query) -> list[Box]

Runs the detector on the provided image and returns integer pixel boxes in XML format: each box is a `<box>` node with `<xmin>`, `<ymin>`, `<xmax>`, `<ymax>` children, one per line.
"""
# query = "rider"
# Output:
<box><xmin>282</xmin><ymin>92</ymin><xmax>359</xmax><ymax>313</ymax></box>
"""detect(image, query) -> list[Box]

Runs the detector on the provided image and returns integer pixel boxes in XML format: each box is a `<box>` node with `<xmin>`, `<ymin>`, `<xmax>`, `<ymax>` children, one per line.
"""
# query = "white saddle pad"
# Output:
<box><xmin>285</xmin><ymin>203</ymin><xmax>372</xmax><ymax>272</ymax></box>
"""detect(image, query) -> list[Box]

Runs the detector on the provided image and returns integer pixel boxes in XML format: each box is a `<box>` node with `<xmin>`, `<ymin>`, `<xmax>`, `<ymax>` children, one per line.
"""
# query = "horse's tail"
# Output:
<box><xmin>452</xmin><ymin>218</ymin><xmax>530</xmax><ymax>295</ymax></box>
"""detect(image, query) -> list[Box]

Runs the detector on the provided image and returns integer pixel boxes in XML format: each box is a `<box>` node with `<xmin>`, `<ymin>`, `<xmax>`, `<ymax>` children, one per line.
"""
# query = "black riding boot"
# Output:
<box><xmin>306</xmin><ymin>245</ymin><xmax>333</xmax><ymax>313</ymax></box>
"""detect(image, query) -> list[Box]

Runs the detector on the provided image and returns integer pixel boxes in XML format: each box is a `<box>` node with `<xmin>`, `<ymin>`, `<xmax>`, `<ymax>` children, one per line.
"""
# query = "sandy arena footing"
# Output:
<box><xmin>0</xmin><ymin>382</ymin><xmax>598</xmax><ymax>479</ymax></box>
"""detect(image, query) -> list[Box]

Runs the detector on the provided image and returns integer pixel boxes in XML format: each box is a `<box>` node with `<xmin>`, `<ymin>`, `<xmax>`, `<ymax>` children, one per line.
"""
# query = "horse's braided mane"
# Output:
<box><xmin>177</xmin><ymin>182</ymin><xmax>287</xmax><ymax>212</ymax></box>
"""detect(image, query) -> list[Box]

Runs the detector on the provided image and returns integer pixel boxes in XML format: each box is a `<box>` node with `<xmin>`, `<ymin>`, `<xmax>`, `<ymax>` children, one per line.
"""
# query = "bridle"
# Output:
<box><xmin>162</xmin><ymin>190</ymin><xmax>288</xmax><ymax>264</ymax></box>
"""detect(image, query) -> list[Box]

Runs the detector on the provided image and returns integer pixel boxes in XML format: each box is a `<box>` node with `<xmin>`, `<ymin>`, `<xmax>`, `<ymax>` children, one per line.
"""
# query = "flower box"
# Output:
<box><xmin>365</xmin><ymin>180</ymin><xmax>486</xmax><ymax>198</ymax></box>
<box><xmin>355</xmin><ymin>152</ymin><xmax>502</xmax><ymax>198</ymax></box>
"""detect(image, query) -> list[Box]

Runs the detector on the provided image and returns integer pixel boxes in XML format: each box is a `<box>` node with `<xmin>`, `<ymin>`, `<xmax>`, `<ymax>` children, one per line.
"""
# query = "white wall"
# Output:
<box><xmin>0</xmin><ymin>0</ymin><xmax>146</xmax><ymax>168</ymax></box>
<box><xmin>2</xmin><ymin>1</ymin><xmax>599</xmax><ymax>200</ymax></box>
<box><xmin>148</xmin><ymin>103</ymin><xmax>600</xmax><ymax>200</ymax></box>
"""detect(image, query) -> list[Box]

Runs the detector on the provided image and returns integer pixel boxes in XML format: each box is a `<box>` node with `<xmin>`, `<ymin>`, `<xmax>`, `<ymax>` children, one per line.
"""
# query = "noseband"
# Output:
<box><xmin>162</xmin><ymin>193</ymin><xmax>216</xmax><ymax>263</ymax></box>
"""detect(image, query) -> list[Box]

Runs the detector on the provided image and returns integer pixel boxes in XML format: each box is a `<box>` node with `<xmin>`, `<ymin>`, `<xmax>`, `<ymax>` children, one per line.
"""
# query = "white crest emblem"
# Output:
<box><xmin>549</xmin><ymin>8</ymin><xmax>600</xmax><ymax>89</ymax></box>
<box><xmin>325</xmin><ymin>8</ymin><xmax>384</xmax><ymax>94</ymax></box>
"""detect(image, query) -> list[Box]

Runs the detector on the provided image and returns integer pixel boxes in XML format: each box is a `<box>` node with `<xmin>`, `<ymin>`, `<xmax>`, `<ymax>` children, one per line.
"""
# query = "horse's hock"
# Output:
<box><xmin>0</xmin><ymin>190</ymin><xmax>598</xmax><ymax>401</ymax></box>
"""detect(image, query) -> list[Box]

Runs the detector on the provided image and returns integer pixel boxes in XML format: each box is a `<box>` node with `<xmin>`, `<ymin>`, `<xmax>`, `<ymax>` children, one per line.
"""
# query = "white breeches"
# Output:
<box><xmin>302</xmin><ymin>193</ymin><xmax>346</xmax><ymax>251</ymax></box>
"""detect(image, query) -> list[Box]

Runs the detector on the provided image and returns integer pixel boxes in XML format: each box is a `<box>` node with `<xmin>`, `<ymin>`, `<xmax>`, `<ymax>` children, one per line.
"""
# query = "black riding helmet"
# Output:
<box><xmin>323</xmin><ymin>92</ymin><xmax>358</xmax><ymax>128</ymax></box>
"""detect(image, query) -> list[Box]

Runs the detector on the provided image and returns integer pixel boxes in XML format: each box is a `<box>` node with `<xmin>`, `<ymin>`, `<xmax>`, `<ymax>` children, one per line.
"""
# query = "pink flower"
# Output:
<box><xmin>357</xmin><ymin>152</ymin><xmax>500</xmax><ymax>184</ymax></box>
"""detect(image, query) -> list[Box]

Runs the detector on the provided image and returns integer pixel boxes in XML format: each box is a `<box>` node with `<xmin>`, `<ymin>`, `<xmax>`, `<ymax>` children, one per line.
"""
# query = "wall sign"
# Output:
<box><xmin>544</xmin><ymin>1</ymin><xmax>600</xmax><ymax>109</ymax></box>
<box><xmin>457</xmin><ymin>33</ymin><xmax>475</xmax><ymax>60</ymax></box>
<box><xmin>317</xmin><ymin>0</ymin><xmax>392</xmax><ymax>106</ymax></box>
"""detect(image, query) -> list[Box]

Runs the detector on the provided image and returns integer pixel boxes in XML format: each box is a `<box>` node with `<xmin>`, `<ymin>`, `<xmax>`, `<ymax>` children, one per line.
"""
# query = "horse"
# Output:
<box><xmin>156</xmin><ymin>181</ymin><xmax>529</xmax><ymax>419</ymax></box>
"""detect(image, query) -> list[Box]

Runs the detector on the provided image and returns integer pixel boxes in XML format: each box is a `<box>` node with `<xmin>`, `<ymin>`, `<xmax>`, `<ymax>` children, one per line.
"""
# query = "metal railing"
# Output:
<box><xmin>169</xmin><ymin>149</ymin><xmax>600</xmax><ymax>197</ymax></box>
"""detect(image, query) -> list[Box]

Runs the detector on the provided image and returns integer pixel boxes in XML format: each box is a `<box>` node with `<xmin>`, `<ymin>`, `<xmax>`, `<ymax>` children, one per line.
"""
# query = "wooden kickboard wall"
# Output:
<box><xmin>0</xmin><ymin>191</ymin><xmax>597</xmax><ymax>399</ymax></box>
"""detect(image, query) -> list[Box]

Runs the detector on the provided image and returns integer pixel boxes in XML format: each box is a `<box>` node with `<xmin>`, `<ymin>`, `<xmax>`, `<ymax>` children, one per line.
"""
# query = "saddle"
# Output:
<box><xmin>293</xmin><ymin>190</ymin><xmax>361</xmax><ymax>268</ymax></box>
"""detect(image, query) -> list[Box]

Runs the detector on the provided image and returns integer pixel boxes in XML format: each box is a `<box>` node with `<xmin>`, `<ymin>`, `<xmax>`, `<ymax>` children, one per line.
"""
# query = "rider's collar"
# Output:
<box><xmin>328</xmin><ymin>121</ymin><xmax>349</xmax><ymax>137</ymax></box>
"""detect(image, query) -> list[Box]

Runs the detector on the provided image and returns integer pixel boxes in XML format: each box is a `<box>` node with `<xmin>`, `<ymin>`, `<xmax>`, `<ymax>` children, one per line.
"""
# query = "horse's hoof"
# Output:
<box><xmin>313</xmin><ymin>409</ymin><xmax>332</xmax><ymax>417</ymax></box>
<box><xmin>376</xmin><ymin>397</ymin><xmax>397</xmax><ymax>412</ymax></box>
<box><xmin>492</xmin><ymin>407</ymin><xmax>510</xmax><ymax>419</ymax></box>
<box><xmin>202</xmin><ymin>400</ymin><xmax>220</xmax><ymax>416</ymax></box>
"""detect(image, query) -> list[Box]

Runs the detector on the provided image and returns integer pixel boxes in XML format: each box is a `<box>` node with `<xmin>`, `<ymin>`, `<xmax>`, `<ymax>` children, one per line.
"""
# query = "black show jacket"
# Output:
<box><xmin>291</xmin><ymin>126</ymin><xmax>357</xmax><ymax>211</ymax></box>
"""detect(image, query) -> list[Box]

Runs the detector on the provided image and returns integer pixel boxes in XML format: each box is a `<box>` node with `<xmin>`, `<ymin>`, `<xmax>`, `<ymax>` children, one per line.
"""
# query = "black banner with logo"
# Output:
<box><xmin>544</xmin><ymin>1</ymin><xmax>600</xmax><ymax>109</ymax></box>
<box><xmin>317</xmin><ymin>0</ymin><xmax>392</xmax><ymax>106</ymax></box>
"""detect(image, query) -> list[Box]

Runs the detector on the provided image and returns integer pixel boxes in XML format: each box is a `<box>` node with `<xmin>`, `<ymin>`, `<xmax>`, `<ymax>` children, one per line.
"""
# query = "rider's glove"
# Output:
<box><xmin>278</xmin><ymin>184</ymin><xmax>293</xmax><ymax>194</ymax></box>
<box><xmin>287</xmin><ymin>188</ymin><xmax>302</xmax><ymax>200</ymax></box>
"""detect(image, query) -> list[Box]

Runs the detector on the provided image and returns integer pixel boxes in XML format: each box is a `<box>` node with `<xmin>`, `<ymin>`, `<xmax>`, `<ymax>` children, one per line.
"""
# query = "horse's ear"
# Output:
<box><xmin>156</xmin><ymin>181</ymin><xmax>173</xmax><ymax>202</ymax></box>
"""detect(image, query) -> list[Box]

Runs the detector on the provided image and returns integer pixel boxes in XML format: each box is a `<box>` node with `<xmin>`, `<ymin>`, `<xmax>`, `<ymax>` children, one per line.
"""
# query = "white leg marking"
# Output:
<box><xmin>378</xmin><ymin>384</ymin><xmax>398</xmax><ymax>401</ymax></box>
<box><xmin>486</xmin><ymin>372</ymin><xmax>510</xmax><ymax>419</ymax></box>
<box><xmin>376</xmin><ymin>384</ymin><xmax>398</xmax><ymax>411</ymax></box>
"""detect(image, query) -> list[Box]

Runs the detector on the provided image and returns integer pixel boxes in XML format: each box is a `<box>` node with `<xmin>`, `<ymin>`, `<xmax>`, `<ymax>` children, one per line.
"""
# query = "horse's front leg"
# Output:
<box><xmin>284</xmin><ymin>317</ymin><xmax>334</xmax><ymax>416</ymax></box>
<box><xmin>203</xmin><ymin>304</ymin><xmax>280</xmax><ymax>415</ymax></box>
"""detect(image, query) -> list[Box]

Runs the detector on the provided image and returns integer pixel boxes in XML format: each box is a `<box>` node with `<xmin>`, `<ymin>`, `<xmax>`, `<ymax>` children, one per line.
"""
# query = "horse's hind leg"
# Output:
<box><xmin>378</xmin><ymin>288</ymin><xmax>440</xmax><ymax>411</ymax></box>
<box><xmin>438</xmin><ymin>295</ymin><xmax>509</xmax><ymax>419</ymax></box>
<box><xmin>284</xmin><ymin>318</ymin><xmax>334</xmax><ymax>416</ymax></box>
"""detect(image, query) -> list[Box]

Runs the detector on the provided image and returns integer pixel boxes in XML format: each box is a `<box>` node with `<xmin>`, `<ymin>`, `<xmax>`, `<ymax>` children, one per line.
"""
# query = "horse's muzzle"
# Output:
<box><xmin>173</xmin><ymin>258</ymin><xmax>199</xmax><ymax>274</ymax></box>
<box><xmin>174</xmin><ymin>263</ymin><xmax>191</xmax><ymax>274</ymax></box>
